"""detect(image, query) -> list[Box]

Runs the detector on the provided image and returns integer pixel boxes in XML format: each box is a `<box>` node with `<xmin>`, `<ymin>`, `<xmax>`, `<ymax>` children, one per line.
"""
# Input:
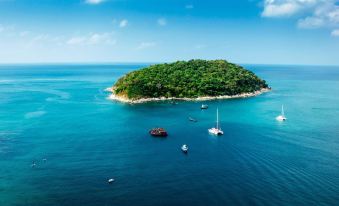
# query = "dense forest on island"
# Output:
<box><xmin>113</xmin><ymin>59</ymin><xmax>269</xmax><ymax>99</ymax></box>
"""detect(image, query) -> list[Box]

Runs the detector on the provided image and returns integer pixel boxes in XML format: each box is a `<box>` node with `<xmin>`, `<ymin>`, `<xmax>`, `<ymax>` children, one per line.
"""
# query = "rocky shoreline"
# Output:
<box><xmin>105</xmin><ymin>87</ymin><xmax>271</xmax><ymax>104</ymax></box>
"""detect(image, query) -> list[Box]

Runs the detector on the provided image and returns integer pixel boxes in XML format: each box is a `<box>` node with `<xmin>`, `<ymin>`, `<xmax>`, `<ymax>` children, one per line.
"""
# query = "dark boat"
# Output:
<box><xmin>201</xmin><ymin>104</ymin><xmax>208</xmax><ymax>109</ymax></box>
<box><xmin>149</xmin><ymin>128</ymin><xmax>168</xmax><ymax>137</ymax></box>
<box><xmin>188</xmin><ymin>117</ymin><xmax>197</xmax><ymax>122</ymax></box>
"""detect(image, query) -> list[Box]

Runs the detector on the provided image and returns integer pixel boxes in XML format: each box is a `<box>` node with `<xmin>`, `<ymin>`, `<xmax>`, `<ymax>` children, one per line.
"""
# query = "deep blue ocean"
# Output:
<box><xmin>1</xmin><ymin>64</ymin><xmax>339</xmax><ymax>206</ymax></box>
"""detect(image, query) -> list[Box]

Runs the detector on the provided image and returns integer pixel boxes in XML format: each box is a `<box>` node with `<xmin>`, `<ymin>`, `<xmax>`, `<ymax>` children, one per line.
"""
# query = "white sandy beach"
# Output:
<box><xmin>105</xmin><ymin>87</ymin><xmax>271</xmax><ymax>104</ymax></box>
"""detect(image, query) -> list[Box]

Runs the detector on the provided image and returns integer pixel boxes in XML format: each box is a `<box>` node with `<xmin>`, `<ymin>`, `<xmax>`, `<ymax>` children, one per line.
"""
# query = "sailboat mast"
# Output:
<box><xmin>216</xmin><ymin>108</ymin><xmax>219</xmax><ymax>129</ymax></box>
<box><xmin>282</xmin><ymin>105</ymin><xmax>284</xmax><ymax>116</ymax></box>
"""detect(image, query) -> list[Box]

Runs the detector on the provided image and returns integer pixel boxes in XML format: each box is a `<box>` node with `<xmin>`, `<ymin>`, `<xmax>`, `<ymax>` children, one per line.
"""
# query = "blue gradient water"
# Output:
<box><xmin>1</xmin><ymin>64</ymin><xmax>339</xmax><ymax>206</ymax></box>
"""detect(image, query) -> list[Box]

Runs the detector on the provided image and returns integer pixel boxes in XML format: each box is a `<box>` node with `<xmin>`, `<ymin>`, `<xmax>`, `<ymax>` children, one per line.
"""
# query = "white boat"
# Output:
<box><xmin>201</xmin><ymin>104</ymin><xmax>208</xmax><ymax>109</ymax></box>
<box><xmin>108</xmin><ymin>178</ymin><xmax>115</xmax><ymax>183</ymax></box>
<box><xmin>276</xmin><ymin>105</ymin><xmax>287</xmax><ymax>121</ymax></box>
<box><xmin>208</xmin><ymin>108</ymin><xmax>224</xmax><ymax>135</ymax></box>
<box><xmin>181</xmin><ymin>144</ymin><xmax>188</xmax><ymax>153</ymax></box>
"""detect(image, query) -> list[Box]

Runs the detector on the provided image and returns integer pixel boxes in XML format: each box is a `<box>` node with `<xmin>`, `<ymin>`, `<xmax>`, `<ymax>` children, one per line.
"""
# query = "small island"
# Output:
<box><xmin>108</xmin><ymin>59</ymin><xmax>270</xmax><ymax>103</ymax></box>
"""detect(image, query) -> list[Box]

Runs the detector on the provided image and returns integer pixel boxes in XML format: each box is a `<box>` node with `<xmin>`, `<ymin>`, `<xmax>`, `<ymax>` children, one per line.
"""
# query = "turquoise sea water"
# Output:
<box><xmin>1</xmin><ymin>64</ymin><xmax>339</xmax><ymax>206</ymax></box>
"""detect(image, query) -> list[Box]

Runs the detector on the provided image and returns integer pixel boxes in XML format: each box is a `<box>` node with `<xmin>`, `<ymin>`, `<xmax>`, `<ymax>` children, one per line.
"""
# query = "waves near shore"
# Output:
<box><xmin>106</xmin><ymin>87</ymin><xmax>271</xmax><ymax>104</ymax></box>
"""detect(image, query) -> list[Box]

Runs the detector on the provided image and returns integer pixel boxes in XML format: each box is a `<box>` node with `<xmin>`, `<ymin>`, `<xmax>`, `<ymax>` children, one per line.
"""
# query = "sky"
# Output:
<box><xmin>0</xmin><ymin>0</ymin><xmax>338</xmax><ymax>65</ymax></box>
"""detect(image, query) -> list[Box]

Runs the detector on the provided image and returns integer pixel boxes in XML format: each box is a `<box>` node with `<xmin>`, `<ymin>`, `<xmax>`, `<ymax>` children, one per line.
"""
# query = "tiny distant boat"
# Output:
<box><xmin>188</xmin><ymin>117</ymin><xmax>197</xmax><ymax>122</ymax></box>
<box><xmin>208</xmin><ymin>108</ymin><xmax>224</xmax><ymax>135</ymax></box>
<box><xmin>181</xmin><ymin>144</ymin><xmax>188</xmax><ymax>153</ymax></box>
<box><xmin>108</xmin><ymin>178</ymin><xmax>115</xmax><ymax>183</ymax></box>
<box><xmin>201</xmin><ymin>104</ymin><xmax>208</xmax><ymax>109</ymax></box>
<box><xmin>149</xmin><ymin>128</ymin><xmax>168</xmax><ymax>137</ymax></box>
<box><xmin>276</xmin><ymin>105</ymin><xmax>287</xmax><ymax>121</ymax></box>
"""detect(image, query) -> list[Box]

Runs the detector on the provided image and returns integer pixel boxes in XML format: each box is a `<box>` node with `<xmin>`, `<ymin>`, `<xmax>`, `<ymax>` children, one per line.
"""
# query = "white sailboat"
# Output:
<box><xmin>276</xmin><ymin>105</ymin><xmax>287</xmax><ymax>121</ymax></box>
<box><xmin>208</xmin><ymin>108</ymin><xmax>224</xmax><ymax>135</ymax></box>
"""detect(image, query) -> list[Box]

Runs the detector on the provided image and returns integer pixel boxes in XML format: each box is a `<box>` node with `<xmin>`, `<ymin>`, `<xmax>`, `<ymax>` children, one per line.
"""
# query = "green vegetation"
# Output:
<box><xmin>113</xmin><ymin>59</ymin><xmax>269</xmax><ymax>99</ymax></box>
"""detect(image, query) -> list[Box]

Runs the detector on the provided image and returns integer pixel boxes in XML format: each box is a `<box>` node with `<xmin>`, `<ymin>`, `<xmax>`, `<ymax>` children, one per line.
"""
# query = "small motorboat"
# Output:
<box><xmin>108</xmin><ymin>178</ymin><xmax>115</xmax><ymax>184</ymax></box>
<box><xmin>149</xmin><ymin>128</ymin><xmax>168</xmax><ymax>137</ymax></box>
<box><xmin>201</xmin><ymin>104</ymin><xmax>208</xmax><ymax>109</ymax></box>
<box><xmin>181</xmin><ymin>144</ymin><xmax>188</xmax><ymax>153</ymax></box>
<box><xmin>188</xmin><ymin>117</ymin><xmax>197</xmax><ymax>122</ymax></box>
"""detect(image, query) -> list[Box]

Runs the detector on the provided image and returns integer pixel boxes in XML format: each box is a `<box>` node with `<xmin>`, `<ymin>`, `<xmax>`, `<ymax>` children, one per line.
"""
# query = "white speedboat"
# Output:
<box><xmin>181</xmin><ymin>144</ymin><xmax>188</xmax><ymax>153</ymax></box>
<box><xmin>108</xmin><ymin>178</ymin><xmax>115</xmax><ymax>183</ymax></box>
<box><xmin>276</xmin><ymin>105</ymin><xmax>287</xmax><ymax>121</ymax></box>
<box><xmin>208</xmin><ymin>108</ymin><xmax>224</xmax><ymax>135</ymax></box>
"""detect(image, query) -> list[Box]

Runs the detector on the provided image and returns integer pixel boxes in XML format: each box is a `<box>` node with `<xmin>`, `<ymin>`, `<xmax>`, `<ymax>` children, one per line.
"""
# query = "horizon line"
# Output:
<box><xmin>0</xmin><ymin>61</ymin><xmax>338</xmax><ymax>67</ymax></box>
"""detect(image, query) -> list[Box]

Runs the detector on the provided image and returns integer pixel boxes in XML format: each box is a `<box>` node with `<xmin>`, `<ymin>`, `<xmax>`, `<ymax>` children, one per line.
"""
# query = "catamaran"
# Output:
<box><xmin>276</xmin><ymin>105</ymin><xmax>287</xmax><ymax>121</ymax></box>
<box><xmin>208</xmin><ymin>108</ymin><xmax>224</xmax><ymax>135</ymax></box>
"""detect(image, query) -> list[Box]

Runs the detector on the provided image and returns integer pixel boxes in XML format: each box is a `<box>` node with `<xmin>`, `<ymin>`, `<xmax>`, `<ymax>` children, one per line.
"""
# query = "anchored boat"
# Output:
<box><xmin>276</xmin><ymin>105</ymin><xmax>287</xmax><ymax>121</ymax></box>
<box><xmin>201</xmin><ymin>104</ymin><xmax>208</xmax><ymax>109</ymax></box>
<box><xmin>188</xmin><ymin>117</ymin><xmax>197</xmax><ymax>122</ymax></box>
<box><xmin>208</xmin><ymin>108</ymin><xmax>224</xmax><ymax>135</ymax></box>
<box><xmin>181</xmin><ymin>144</ymin><xmax>188</xmax><ymax>153</ymax></box>
<box><xmin>149</xmin><ymin>128</ymin><xmax>168</xmax><ymax>137</ymax></box>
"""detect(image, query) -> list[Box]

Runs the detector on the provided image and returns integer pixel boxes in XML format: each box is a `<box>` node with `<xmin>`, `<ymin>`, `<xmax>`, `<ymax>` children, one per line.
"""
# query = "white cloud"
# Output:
<box><xmin>32</xmin><ymin>34</ymin><xmax>50</xmax><ymax>41</ymax></box>
<box><xmin>25</xmin><ymin>34</ymin><xmax>64</xmax><ymax>48</ymax></box>
<box><xmin>67</xmin><ymin>37</ymin><xmax>87</xmax><ymax>45</ymax></box>
<box><xmin>85</xmin><ymin>0</ymin><xmax>105</xmax><ymax>5</ymax></box>
<box><xmin>185</xmin><ymin>4</ymin><xmax>194</xmax><ymax>9</ymax></box>
<box><xmin>331</xmin><ymin>29</ymin><xmax>339</xmax><ymax>36</ymax></box>
<box><xmin>20</xmin><ymin>31</ymin><xmax>30</xmax><ymax>37</ymax></box>
<box><xmin>262</xmin><ymin>0</ymin><xmax>318</xmax><ymax>17</ymax></box>
<box><xmin>136</xmin><ymin>42</ymin><xmax>156</xmax><ymax>50</ymax></box>
<box><xmin>195</xmin><ymin>44</ymin><xmax>206</xmax><ymax>49</ymax></box>
<box><xmin>297</xmin><ymin>1</ymin><xmax>339</xmax><ymax>28</ymax></box>
<box><xmin>262</xmin><ymin>0</ymin><xmax>339</xmax><ymax>35</ymax></box>
<box><xmin>67</xmin><ymin>32</ymin><xmax>116</xmax><ymax>46</ymax></box>
<box><xmin>297</xmin><ymin>16</ymin><xmax>324</xmax><ymax>28</ymax></box>
<box><xmin>119</xmin><ymin>19</ymin><xmax>128</xmax><ymax>28</ymax></box>
<box><xmin>262</xmin><ymin>2</ymin><xmax>300</xmax><ymax>17</ymax></box>
<box><xmin>0</xmin><ymin>24</ymin><xmax>32</xmax><ymax>38</ymax></box>
<box><xmin>157</xmin><ymin>18</ymin><xmax>167</xmax><ymax>26</ymax></box>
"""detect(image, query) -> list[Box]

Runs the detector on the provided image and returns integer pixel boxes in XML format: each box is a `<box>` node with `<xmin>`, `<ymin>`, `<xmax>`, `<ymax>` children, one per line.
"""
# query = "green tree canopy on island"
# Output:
<box><xmin>113</xmin><ymin>59</ymin><xmax>269</xmax><ymax>99</ymax></box>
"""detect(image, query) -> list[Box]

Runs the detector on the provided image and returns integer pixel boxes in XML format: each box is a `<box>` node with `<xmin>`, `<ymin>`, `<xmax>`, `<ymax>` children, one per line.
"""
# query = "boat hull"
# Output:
<box><xmin>276</xmin><ymin>115</ymin><xmax>287</xmax><ymax>121</ymax></box>
<box><xmin>149</xmin><ymin>128</ymin><xmax>168</xmax><ymax>137</ymax></box>
<box><xmin>208</xmin><ymin>128</ymin><xmax>224</xmax><ymax>135</ymax></box>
